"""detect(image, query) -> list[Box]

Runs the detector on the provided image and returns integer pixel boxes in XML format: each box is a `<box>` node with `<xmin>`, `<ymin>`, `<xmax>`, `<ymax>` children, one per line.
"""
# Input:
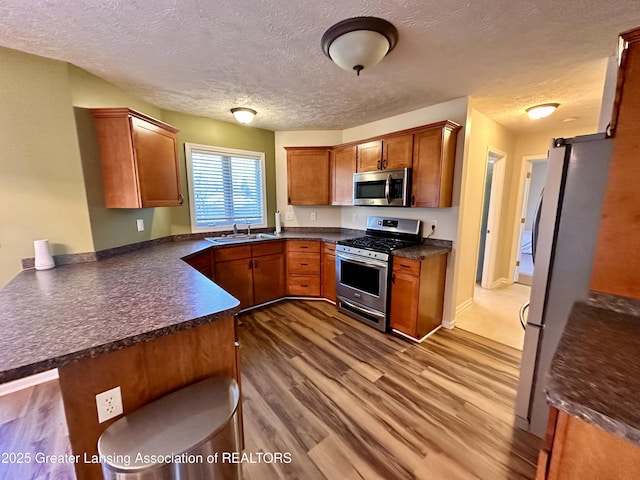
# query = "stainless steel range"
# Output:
<box><xmin>336</xmin><ymin>216</ymin><xmax>421</xmax><ymax>331</ymax></box>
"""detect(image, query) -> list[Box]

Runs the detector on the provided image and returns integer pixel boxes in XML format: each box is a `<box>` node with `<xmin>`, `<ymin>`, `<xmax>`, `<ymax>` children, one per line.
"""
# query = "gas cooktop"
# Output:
<box><xmin>338</xmin><ymin>235</ymin><xmax>418</xmax><ymax>254</ymax></box>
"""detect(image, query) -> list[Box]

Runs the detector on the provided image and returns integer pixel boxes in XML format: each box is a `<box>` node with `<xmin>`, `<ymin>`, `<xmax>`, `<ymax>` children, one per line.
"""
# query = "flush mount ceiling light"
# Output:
<box><xmin>525</xmin><ymin>103</ymin><xmax>560</xmax><ymax>119</ymax></box>
<box><xmin>230</xmin><ymin>107</ymin><xmax>257</xmax><ymax>124</ymax></box>
<box><xmin>321</xmin><ymin>16</ymin><xmax>398</xmax><ymax>76</ymax></box>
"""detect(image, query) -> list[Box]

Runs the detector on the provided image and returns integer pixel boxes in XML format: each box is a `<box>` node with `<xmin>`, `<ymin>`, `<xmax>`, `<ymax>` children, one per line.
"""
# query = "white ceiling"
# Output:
<box><xmin>1</xmin><ymin>0</ymin><xmax>640</xmax><ymax>134</ymax></box>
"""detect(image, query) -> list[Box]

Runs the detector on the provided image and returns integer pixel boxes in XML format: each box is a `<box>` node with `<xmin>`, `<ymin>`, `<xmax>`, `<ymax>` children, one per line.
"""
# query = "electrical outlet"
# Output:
<box><xmin>310</xmin><ymin>212</ymin><xmax>317</xmax><ymax>221</ymax></box>
<box><xmin>285</xmin><ymin>211</ymin><xmax>294</xmax><ymax>221</ymax></box>
<box><xmin>96</xmin><ymin>386</ymin><xmax>123</xmax><ymax>423</ymax></box>
<box><xmin>430</xmin><ymin>220</ymin><xmax>438</xmax><ymax>231</ymax></box>
<box><xmin>136</xmin><ymin>219</ymin><xmax>144</xmax><ymax>232</ymax></box>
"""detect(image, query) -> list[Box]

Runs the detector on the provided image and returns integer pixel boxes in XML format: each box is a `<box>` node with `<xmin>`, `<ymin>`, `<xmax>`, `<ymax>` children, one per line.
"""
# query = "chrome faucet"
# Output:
<box><xmin>232</xmin><ymin>223</ymin><xmax>238</xmax><ymax>235</ymax></box>
<box><xmin>247</xmin><ymin>224</ymin><xmax>251</xmax><ymax>235</ymax></box>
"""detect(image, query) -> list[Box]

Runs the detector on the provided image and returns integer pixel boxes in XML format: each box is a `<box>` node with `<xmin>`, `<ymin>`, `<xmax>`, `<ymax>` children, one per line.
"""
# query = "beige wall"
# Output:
<box><xmin>161</xmin><ymin>110</ymin><xmax>276</xmax><ymax>233</ymax></box>
<box><xmin>0</xmin><ymin>48</ymin><xmax>93</xmax><ymax>288</ymax></box>
<box><xmin>453</xmin><ymin>107</ymin><xmax>516</xmax><ymax>313</ymax></box>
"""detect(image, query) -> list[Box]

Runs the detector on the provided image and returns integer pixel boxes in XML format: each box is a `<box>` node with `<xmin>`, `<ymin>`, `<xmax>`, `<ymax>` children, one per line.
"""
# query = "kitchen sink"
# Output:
<box><xmin>204</xmin><ymin>233</ymin><xmax>277</xmax><ymax>244</ymax></box>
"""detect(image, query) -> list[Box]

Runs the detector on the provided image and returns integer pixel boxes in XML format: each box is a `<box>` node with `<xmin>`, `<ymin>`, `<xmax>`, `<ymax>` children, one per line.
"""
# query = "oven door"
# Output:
<box><xmin>336</xmin><ymin>251</ymin><xmax>389</xmax><ymax>330</ymax></box>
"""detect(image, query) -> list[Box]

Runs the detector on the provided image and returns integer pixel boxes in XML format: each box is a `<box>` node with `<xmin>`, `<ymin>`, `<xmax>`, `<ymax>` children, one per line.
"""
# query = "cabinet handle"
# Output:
<box><xmin>254</xmin><ymin>259</ymin><xmax>258</xmax><ymax>268</ymax></box>
<box><xmin>377</xmin><ymin>160</ymin><xmax>381</xmax><ymax>170</ymax></box>
<box><xmin>248</xmin><ymin>259</ymin><xmax>253</xmax><ymax>270</ymax></box>
<box><xmin>382</xmin><ymin>158</ymin><xmax>387</xmax><ymax>169</ymax></box>
<box><xmin>300</xmin><ymin>246</ymin><xmax>308</xmax><ymax>249</ymax></box>
<box><xmin>392</xmin><ymin>273</ymin><xmax>396</xmax><ymax>284</ymax></box>
<box><xmin>178</xmin><ymin>193</ymin><xmax>184</xmax><ymax>205</ymax></box>
<box><xmin>301</xmin><ymin>284</ymin><xmax>309</xmax><ymax>287</ymax></box>
<box><xmin>412</xmin><ymin>195</ymin><xmax>415</xmax><ymax>206</ymax></box>
<box><xmin>400</xmin><ymin>263</ymin><xmax>412</xmax><ymax>268</ymax></box>
<box><xmin>300</xmin><ymin>263</ymin><xmax>309</xmax><ymax>266</ymax></box>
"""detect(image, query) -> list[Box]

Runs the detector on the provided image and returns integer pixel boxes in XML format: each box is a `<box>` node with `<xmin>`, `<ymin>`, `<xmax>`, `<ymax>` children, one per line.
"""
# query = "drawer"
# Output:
<box><xmin>392</xmin><ymin>257</ymin><xmax>421</xmax><ymax>276</ymax></box>
<box><xmin>287</xmin><ymin>252</ymin><xmax>321</xmax><ymax>275</ymax></box>
<box><xmin>184</xmin><ymin>250</ymin><xmax>211</xmax><ymax>271</ymax></box>
<box><xmin>214</xmin><ymin>245</ymin><xmax>252</xmax><ymax>262</ymax></box>
<box><xmin>323</xmin><ymin>242</ymin><xmax>336</xmax><ymax>255</ymax></box>
<box><xmin>287</xmin><ymin>240</ymin><xmax>321</xmax><ymax>253</ymax></box>
<box><xmin>287</xmin><ymin>275</ymin><xmax>321</xmax><ymax>296</ymax></box>
<box><xmin>252</xmin><ymin>240</ymin><xmax>284</xmax><ymax>257</ymax></box>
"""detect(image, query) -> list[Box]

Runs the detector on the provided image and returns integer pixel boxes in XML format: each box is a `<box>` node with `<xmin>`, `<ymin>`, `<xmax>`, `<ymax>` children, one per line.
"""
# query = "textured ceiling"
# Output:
<box><xmin>1</xmin><ymin>0</ymin><xmax>640</xmax><ymax>134</ymax></box>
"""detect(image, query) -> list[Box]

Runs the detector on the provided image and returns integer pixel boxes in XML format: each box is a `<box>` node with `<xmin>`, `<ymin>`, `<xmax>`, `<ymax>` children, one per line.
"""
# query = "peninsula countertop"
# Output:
<box><xmin>545</xmin><ymin>301</ymin><xmax>640</xmax><ymax>447</ymax></box>
<box><xmin>0</xmin><ymin>239</ymin><xmax>240</xmax><ymax>384</ymax></box>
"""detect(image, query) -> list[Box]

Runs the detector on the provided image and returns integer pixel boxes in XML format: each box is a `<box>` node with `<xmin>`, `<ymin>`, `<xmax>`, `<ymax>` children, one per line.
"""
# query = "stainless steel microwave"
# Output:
<box><xmin>353</xmin><ymin>168</ymin><xmax>411</xmax><ymax>206</ymax></box>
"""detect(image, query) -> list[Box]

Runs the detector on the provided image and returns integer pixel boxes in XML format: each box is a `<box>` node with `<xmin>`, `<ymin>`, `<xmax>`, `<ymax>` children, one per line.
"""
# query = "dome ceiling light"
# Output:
<box><xmin>321</xmin><ymin>17</ymin><xmax>399</xmax><ymax>76</ymax></box>
<box><xmin>230</xmin><ymin>107</ymin><xmax>257</xmax><ymax>124</ymax></box>
<box><xmin>526</xmin><ymin>103</ymin><xmax>560</xmax><ymax>119</ymax></box>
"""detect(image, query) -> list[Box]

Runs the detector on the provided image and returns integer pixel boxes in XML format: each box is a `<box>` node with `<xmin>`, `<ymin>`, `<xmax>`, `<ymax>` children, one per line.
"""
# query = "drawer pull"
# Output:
<box><xmin>300</xmin><ymin>246</ymin><xmax>309</xmax><ymax>249</ymax></box>
<box><xmin>300</xmin><ymin>284</ymin><xmax>309</xmax><ymax>287</ymax></box>
<box><xmin>300</xmin><ymin>263</ymin><xmax>309</xmax><ymax>266</ymax></box>
<box><xmin>400</xmin><ymin>263</ymin><xmax>412</xmax><ymax>268</ymax></box>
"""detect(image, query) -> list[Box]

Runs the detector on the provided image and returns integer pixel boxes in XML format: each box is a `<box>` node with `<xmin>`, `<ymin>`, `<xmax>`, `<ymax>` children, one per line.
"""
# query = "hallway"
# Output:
<box><xmin>455</xmin><ymin>283</ymin><xmax>531</xmax><ymax>350</ymax></box>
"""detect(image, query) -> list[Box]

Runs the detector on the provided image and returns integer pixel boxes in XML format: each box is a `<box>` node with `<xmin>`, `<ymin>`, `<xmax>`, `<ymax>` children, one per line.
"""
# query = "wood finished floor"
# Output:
<box><xmin>239</xmin><ymin>300</ymin><xmax>540</xmax><ymax>480</ymax></box>
<box><xmin>0</xmin><ymin>299</ymin><xmax>540</xmax><ymax>479</ymax></box>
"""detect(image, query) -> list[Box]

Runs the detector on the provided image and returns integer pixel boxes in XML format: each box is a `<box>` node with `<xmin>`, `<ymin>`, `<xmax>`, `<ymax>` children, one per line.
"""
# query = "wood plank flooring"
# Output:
<box><xmin>0</xmin><ymin>299</ymin><xmax>540</xmax><ymax>479</ymax></box>
<box><xmin>239</xmin><ymin>300</ymin><xmax>540</xmax><ymax>480</ymax></box>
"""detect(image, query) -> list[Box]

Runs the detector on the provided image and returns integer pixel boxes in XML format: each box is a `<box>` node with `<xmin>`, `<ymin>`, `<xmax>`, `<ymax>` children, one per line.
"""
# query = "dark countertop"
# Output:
<box><xmin>0</xmin><ymin>239</ymin><xmax>240</xmax><ymax>384</ymax></box>
<box><xmin>545</xmin><ymin>301</ymin><xmax>640</xmax><ymax>446</ymax></box>
<box><xmin>1</xmin><ymin>229</ymin><xmax>451</xmax><ymax>384</ymax></box>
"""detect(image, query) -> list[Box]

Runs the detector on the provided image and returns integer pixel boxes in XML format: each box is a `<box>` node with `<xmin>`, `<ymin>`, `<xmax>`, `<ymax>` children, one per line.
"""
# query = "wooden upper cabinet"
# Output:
<box><xmin>331</xmin><ymin>145</ymin><xmax>356</xmax><ymax>205</ymax></box>
<box><xmin>357</xmin><ymin>140</ymin><xmax>382</xmax><ymax>172</ymax></box>
<box><xmin>285</xmin><ymin>147</ymin><xmax>330</xmax><ymax>205</ymax></box>
<box><xmin>590</xmin><ymin>27</ymin><xmax>640</xmax><ymax>298</ymax></box>
<box><xmin>356</xmin><ymin>134</ymin><xmax>413</xmax><ymax>172</ymax></box>
<box><xmin>91</xmin><ymin>108</ymin><xmax>182</xmax><ymax>208</ymax></box>
<box><xmin>383</xmin><ymin>134</ymin><xmax>413</xmax><ymax>170</ymax></box>
<box><xmin>411</xmin><ymin>121</ymin><xmax>460</xmax><ymax>208</ymax></box>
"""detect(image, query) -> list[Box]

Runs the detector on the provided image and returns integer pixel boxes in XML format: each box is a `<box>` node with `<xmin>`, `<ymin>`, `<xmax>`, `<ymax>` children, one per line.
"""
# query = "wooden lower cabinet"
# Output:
<box><xmin>322</xmin><ymin>242</ymin><xmax>336</xmax><ymax>302</ymax></box>
<box><xmin>537</xmin><ymin>407</ymin><xmax>640</xmax><ymax>480</ymax></box>
<box><xmin>214</xmin><ymin>242</ymin><xmax>285</xmax><ymax>309</ymax></box>
<box><xmin>183</xmin><ymin>248</ymin><xmax>213</xmax><ymax>279</ymax></box>
<box><xmin>287</xmin><ymin>240</ymin><xmax>321</xmax><ymax>296</ymax></box>
<box><xmin>389</xmin><ymin>253</ymin><xmax>448</xmax><ymax>339</ymax></box>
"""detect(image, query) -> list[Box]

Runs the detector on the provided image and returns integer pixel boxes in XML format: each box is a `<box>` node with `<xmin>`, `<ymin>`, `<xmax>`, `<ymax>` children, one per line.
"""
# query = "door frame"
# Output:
<box><xmin>479</xmin><ymin>147</ymin><xmax>507</xmax><ymax>289</ymax></box>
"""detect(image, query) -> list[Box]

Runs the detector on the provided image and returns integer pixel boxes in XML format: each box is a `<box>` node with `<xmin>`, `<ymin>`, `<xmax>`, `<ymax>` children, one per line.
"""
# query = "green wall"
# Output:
<box><xmin>0</xmin><ymin>47</ymin><xmax>276</xmax><ymax>288</ymax></box>
<box><xmin>160</xmin><ymin>110</ymin><xmax>276</xmax><ymax>234</ymax></box>
<box><xmin>0</xmin><ymin>48</ymin><xmax>94</xmax><ymax>287</ymax></box>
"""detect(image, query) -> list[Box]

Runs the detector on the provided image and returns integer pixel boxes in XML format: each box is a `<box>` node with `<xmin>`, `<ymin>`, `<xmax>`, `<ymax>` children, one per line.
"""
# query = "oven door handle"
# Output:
<box><xmin>336</xmin><ymin>251</ymin><xmax>388</xmax><ymax>269</ymax></box>
<box><xmin>384</xmin><ymin>173</ymin><xmax>392</xmax><ymax>204</ymax></box>
<box><xmin>339</xmin><ymin>298</ymin><xmax>386</xmax><ymax>320</ymax></box>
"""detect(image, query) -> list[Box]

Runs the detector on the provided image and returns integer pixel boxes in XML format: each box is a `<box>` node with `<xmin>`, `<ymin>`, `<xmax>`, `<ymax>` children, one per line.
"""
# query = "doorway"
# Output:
<box><xmin>476</xmin><ymin>149</ymin><xmax>506</xmax><ymax>289</ymax></box>
<box><xmin>515</xmin><ymin>157</ymin><xmax>548</xmax><ymax>285</ymax></box>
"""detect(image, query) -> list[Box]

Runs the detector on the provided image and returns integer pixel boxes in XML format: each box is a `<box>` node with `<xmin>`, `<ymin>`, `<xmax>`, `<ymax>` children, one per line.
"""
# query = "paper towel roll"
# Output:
<box><xmin>275</xmin><ymin>211</ymin><xmax>281</xmax><ymax>233</ymax></box>
<box><xmin>34</xmin><ymin>239</ymin><xmax>55</xmax><ymax>270</ymax></box>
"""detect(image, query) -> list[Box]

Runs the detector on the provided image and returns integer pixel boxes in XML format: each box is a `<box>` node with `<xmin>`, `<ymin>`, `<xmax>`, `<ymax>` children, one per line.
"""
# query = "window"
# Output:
<box><xmin>185</xmin><ymin>143</ymin><xmax>267</xmax><ymax>232</ymax></box>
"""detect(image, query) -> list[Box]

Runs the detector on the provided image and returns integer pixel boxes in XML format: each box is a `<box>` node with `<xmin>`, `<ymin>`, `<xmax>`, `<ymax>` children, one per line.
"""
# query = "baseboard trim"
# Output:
<box><xmin>455</xmin><ymin>297</ymin><xmax>473</xmax><ymax>316</ymax></box>
<box><xmin>392</xmin><ymin>325</ymin><xmax>442</xmax><ymax>343</ymax></box>
<box><xmin>490</xmin><ymin>277</ymin><xmax>512</xmax><ymax>289</ymax></box>
<box><xmin>441</xmin><ymin>320</ymin><xmax>455</xmax><ymax>329</ymax></box>
<box><xmin>0</xmin><ymin>369</ymin><xmax>58</xmax><ymax>397</ymax></box>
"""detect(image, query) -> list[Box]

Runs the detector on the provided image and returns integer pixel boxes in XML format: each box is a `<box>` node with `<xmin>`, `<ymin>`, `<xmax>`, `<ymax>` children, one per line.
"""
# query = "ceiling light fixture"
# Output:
<box><xmin>321</xmin><ymin>16</ymin><xmax>398</xmax><ymax>76</ymax></box>
<box><xmin>525</xmin><ymin>103</ymin><xmax>559</xmax><ymax>119</ymax></box>
<box><xmin>230</xmin><ymin>107</ymin><xmax>257</xmax><ymax>124</ymax></box>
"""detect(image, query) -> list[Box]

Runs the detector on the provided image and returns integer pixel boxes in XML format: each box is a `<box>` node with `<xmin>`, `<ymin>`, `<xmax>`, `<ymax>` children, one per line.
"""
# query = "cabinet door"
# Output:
<box><xmin>357</xmin><ymin>140</ymin><xmax>382</xmax><ymax>172</ymax></box>
<box><xmin>253</xmin><ymin>253</ymin><xmax>285</xmax><ymax>305</ymax></box>
<box><xmin>215</xmin><ymin>258</ymin><xmax>254</xmax><ymax>309</ymax></box>
<box><xmin>383</xmin><ymin>134</ymin><xmax>413</xmax><ymax>170</ymax></box>
<box><xmin>322</xmin><ymin>243</ymin><xmax>336</xmax><ymax>302</ymax></box>
<box><xmin>131</xmin><ymin>117</ymin><xmax>182</xmax><ymax>207</ymax></box>
<box><xmin>411</xmin><ymin>125</ymin><xmax>457</xmax><ymax>208</ymax></box>
<box><xmin>286</xmin><ymin>149</ymin><xmax>330</xmax><ymax>205</ymax></box>
<box><xmin>389</xmin><ymin>270</ymin><xmax>420</xmax><ymax>337</ymax></box>
<box><xmin>331</xmin><ymin>146</ymin><xmax>356</xmax><ymax>205</ymax></box>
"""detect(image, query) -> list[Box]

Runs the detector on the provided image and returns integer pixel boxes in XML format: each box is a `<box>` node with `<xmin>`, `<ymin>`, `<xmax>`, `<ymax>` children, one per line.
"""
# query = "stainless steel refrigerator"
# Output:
<box><xmin>515</xmin><ymin>133</ymin><xmax>612</xmax><ymax>437</ymax></box>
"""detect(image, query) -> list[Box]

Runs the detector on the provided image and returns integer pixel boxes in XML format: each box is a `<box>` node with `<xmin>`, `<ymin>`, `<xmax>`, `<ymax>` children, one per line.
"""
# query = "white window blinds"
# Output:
<box><xmin>185</xmin><ymin>144</ymin><xmax>267</xmax><ymax>232</ymax></box>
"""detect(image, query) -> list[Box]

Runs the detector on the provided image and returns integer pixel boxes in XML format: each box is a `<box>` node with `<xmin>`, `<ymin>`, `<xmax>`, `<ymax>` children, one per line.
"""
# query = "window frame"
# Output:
<box><xmin>184</xmin><ymin>142</ymin><xmax>267</xmax><ymax>233</ymax></box>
